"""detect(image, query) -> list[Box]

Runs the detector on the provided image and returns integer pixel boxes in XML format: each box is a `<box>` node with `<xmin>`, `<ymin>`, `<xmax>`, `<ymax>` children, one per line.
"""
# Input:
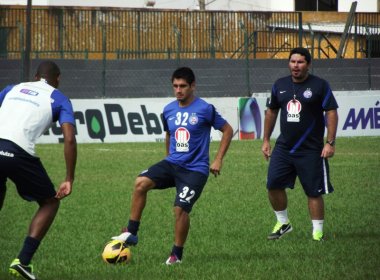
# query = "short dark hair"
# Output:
<box><xmin>36</xmin><ymin>60</ymin><xmax>61</xmax><ymax>80</ymax></box>
<box><xmin>289</xmin><ymin>47</ymin><xmax>311</xmax><ymax>64</ymax></box>
<box><xmin>171</xmin><ymin>67</ymin><xmax>195</xmax><ymax>85</ymax></box>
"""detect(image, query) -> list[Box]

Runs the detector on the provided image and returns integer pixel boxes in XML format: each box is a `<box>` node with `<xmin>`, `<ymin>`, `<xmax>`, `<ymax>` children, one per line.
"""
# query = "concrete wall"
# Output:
<box><xmin>0</xmin><ymin>58</ymin><xmax>379</xmax><ymax>99</ymax></box>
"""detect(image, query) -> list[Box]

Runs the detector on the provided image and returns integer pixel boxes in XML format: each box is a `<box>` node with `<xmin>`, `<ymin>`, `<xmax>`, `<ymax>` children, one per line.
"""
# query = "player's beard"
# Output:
<box><xmin>292</xmin><ymin>69</ymin><xmax>308</xmax><ymax>82</ymax></box>
<box><xmin>176</xmin><ymin>92</ymin><xmax>195</xmax><ymax>106</ymax></box>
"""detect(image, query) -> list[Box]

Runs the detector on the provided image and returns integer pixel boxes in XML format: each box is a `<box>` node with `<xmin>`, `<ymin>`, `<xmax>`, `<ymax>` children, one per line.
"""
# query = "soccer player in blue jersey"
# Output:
<box><xmin>112</xmin><ymin>67</ymin><xmax>233</xmax><ymax>264</ymax></box>
<box><xmin>0</xmin><ymin>61</ymin><xmax>77</xmax><ymax>280</ymax></box>
<box><xmin>262</xmin><ymin>47</ymin><xmax>338</xmax><ymax>242</ymax></box>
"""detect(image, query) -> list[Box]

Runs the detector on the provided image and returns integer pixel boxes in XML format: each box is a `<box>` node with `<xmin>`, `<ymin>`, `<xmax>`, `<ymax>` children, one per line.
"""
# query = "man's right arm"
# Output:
<box><xmin>165</xmin><ymin>131</ymin><xmax>170</xmax><ymax>156</ymax></box>
<box><xmin>261</xmin><ymin>108</ymin><xmax>279</xmax><ymax>161</ymax></box>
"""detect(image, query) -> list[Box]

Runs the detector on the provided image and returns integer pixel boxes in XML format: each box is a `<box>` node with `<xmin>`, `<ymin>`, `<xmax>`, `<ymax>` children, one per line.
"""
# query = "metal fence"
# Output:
<box><xmin>0</xmin><ymin>7</ymin><xmax>379</xmax><ymax>96</ymax></box>
<box><xmin>1</xmin><ymin>57</ymin><xmax>379</xmax><ymax>99</ymax></box>
<box><xmin>1</xmin><ymin>7</ymin><xmax>378</xmax><ymax>60</ymax></box>
<box><xmin>355</xmin><ymin>12</ymin><xmax>380</xmax><ymax>58</ymax></box>
<box><xmin>0</xmin><ymin>8</ymin><xmax>300</xmax><ymax>59</ymax></box>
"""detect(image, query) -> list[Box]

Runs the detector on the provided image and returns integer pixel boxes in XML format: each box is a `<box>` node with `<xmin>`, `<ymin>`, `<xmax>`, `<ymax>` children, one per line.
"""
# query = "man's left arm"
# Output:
<box><xmin>210</xmin><ymin>122</ymin><xmax>233</xmax><ymax>177</ymax></box>
<box><xmin>55</xmin><ymin>122</ymin><xmax>77</xmax><ymax>199</ymax></box>
<box><xmin>321</xmin><ymin>109</ymin><xmax>338</xmax><ymax>158</ymax></box>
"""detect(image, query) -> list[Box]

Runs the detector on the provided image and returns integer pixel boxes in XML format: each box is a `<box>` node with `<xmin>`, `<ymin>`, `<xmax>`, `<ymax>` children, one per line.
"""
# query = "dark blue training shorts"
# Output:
<box><xmin>0</xmin><ymin>139</ymin><xmax>56</xmax><ymax>202</ymax></box>
<box><xmin>267</xmin><ymin>145</ymin><xmax>334</xmax><ymax>197</ymax></box>
<box><xmin>138</xmin><ymin>160</ymin><xmax>208</xmax><ymax>213</ymax></box>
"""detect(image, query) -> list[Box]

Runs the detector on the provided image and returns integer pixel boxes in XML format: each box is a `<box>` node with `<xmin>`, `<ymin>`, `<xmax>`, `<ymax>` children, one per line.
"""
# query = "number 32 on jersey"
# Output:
<box><xmin>174</xmin><ymin>112</ymin><xmax>196</xmax><ymax>153</ymax></box>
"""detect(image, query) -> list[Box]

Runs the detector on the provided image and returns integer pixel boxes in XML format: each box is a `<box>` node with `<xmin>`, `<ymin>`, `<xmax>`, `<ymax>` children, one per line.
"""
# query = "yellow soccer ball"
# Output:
<box><xmin>102</xmin><ymin>240</ymin><xmax>132</xmax><ymax>264</ymax></box>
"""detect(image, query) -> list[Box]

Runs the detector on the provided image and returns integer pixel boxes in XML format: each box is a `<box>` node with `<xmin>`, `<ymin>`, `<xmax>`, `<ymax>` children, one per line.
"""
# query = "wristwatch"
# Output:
<box><xmin>326</xmin><ymin>139</ymin><xmax>335</xmax><ymax>146</ymax></box>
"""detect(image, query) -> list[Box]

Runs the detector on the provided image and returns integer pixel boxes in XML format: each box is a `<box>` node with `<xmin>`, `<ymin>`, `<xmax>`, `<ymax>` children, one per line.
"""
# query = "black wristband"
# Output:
<box><xmin>326</xmin><ymin>139</ymin><xmax>335</xmax><ymax>146</ymax></box>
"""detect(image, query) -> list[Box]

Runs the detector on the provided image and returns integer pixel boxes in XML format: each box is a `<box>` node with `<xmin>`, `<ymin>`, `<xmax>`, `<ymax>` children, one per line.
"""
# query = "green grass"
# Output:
<box><xmin>1</xmin><ymin>137</ymin><xmax>379</xmax><ymax>280</ymax></box>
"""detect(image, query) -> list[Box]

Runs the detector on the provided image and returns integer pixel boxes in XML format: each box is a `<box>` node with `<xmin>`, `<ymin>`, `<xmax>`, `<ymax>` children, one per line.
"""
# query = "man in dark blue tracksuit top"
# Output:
<box><xmin>262</xmin><ymin>47</ymin><xmax>338</xmax><ymax>242</ymax></box>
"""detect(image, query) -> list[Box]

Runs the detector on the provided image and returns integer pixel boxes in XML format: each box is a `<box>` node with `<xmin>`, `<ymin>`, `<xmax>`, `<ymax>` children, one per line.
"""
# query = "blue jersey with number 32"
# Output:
<box><xmin>162</xmin><ymin>97</ymin><xmax>227</xmax><ymax>175</ymax></box>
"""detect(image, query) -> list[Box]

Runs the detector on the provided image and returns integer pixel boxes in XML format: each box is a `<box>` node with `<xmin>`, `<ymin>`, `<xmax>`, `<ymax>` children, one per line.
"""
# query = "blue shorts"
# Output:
<box><xmin>0</xmin><ymin>139</ymin><xmax>56</xmax><ymax>202</ymax></box>
<box><xmin>139</xmin><ymin>160</ymin><xmax>208</xmax><ymax>213</ymax></box>
<box><xmin>267</xmin><ymin>145</ymin><xmax>334</xmax><ymax>197</ymax></box>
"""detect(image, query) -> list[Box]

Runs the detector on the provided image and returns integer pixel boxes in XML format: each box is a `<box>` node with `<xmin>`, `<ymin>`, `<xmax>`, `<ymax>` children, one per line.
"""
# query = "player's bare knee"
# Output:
<box><xmin>49</xmin><ymin>198</ymin><xmax>60</xmax><ymax>213</ymax></box>
<box><xmin>174</xmin><ymin>206</ymin><xmax>189</xmax><ymax>221</ymax></box>
<box><xmin>38</xmin><ymin>197</ymin><xmax>60</xmax><ymax>210</ymax></box>
<box><xmin>134</xmin><ymin>177</ymin><xmax>154</xmax><ymax>193</ymax></box>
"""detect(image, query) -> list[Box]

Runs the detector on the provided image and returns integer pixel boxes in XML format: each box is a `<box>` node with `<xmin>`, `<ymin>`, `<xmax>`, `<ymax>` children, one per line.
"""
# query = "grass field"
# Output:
<box><xmin>0</xmin><ymin>137</ymin><xmax>379</xmax><ymax>280</ymax></box>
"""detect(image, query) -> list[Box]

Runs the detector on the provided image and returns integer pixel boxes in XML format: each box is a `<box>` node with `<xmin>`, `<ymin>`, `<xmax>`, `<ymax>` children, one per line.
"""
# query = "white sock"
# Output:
<box><xmin>312</xmin><ymin>220</ymin><xmax>324</xmax><ymax>233</ymax></box>
<box><xmin>274</xmin><ymin>210</ymin><xmax>289</xmax><ymax>224</ymax></box>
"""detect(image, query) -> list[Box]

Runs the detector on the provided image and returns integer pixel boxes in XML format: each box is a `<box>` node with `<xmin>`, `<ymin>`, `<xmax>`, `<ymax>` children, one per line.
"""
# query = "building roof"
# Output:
<box><xmin>270</xmin><ymin>22</ymin><xmax>379</xmax><ymax>35</ymax></box>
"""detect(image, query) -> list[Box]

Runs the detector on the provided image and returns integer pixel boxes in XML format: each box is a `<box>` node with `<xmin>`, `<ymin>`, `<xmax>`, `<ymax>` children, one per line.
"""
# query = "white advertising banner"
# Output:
<box><xmin>239</xmin><ymin>90</ymin><xmax>380</xmax><ymax>139</ymax></box>
<box><xmin>333</xmin><ymin>91</ymin><xmax>380</xmax><ymax>137</ymax></box>
<box><xmin>37</xmin><ymin>91</ymin><xmax>380</xmax><ymax>144</ymax></box>
<box><xmin>38</xmin><ymin>97</ymin><xmax>240</xmax><ymax>144</ymax></box>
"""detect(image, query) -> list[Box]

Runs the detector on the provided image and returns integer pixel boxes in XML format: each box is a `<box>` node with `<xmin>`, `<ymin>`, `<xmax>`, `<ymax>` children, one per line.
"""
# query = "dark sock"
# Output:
<box><xmin>127</xmin><ymin>220</ymin><xmax>140</xmax><ymax>236</ymax></box>
<box><xmin>171</xmin><ymin>245</ymin><xmax>183</xmax><ymax>260</ymax></box>
<box><xmin>18</xmin><ymin>236</ymin><xmax>41</xmax><ymax>265</ymax></box>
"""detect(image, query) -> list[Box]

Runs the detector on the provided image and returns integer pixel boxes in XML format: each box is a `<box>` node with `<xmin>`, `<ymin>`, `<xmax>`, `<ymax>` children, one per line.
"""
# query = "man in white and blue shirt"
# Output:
<box><xmin>0</xmin><ymin>61</ymin><xmax>77</xmax><ymax>280</ymax></box>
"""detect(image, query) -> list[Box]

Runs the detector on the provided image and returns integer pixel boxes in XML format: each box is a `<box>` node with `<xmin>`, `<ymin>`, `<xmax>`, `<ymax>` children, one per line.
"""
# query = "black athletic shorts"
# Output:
<box><xmin>138</xmin><ymin>160</ymin><xmax>208</xmax><ymax>213</ymax></box>
<box><xmin>267</xmin><ymin>145</ymin><xmax>334</xmax><ymax>197</ymax></box>
<box><xmin>0</xmin><ymin>139</ymin><xmax>56</xmax><ymax>202</ymax></box>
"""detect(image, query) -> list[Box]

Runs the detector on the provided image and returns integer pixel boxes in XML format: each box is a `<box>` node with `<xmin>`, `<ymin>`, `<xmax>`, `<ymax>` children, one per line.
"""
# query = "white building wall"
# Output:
<box><xmin>205</xmin><ymin>0</ymin><xmax>294</xmax><ymax>11</ymax></box>
<box><xmin>0</xmin><ymin>0</ymin><xmax>377</xmax><ymax>12</ymax></box>
<box><xmin>338</xmin><ymin>0</ymin><xmax>378</xmax><ymax>12</ymax></box>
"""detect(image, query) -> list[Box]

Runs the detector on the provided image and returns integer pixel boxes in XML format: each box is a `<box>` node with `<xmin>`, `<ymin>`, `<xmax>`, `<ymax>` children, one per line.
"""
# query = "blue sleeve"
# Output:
<box><xmin>162</xmin><ymin>112</ymin><xmax>169</xmax><ymax>132</ymax></box>
<box><xmin>0</xmin><ymin>85</ymin><xmax>15</xmax><ymax>106</ymax></box>
<box><xmin>267</xmin><ymin>83</ymin><xmax>280</xmax><ymax>109</ymax></box>
<box><xmin>51</xmin><ymin>89</ymin><xmax>75</xmax><ymax>126</ymax></box>
<box><xmin>321</xmin><ymin>81</ymin><xmax>339</xmax><ymax>110</ymax></box>
<box><xmin>210</xmin><ymin>104</ymin><xmax>227</xmax><ymax>130</ymax></box>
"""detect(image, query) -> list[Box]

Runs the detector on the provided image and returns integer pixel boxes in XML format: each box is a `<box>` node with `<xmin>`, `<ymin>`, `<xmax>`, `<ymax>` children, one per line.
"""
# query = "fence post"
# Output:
<box><xmin>368</xmin><ymin>57</ymin><xmax>372</xmax><ymax>90</ymax></box>
<box><xmin>137</xmin><ymin>11</ymin><xmax>141</xmax><ymax>59</ymax></box>
<box><xmin>354</xmin><ymin>13</ymin><xmax>358</xmax><ymax>59</ymax></box>
<box><xmin>210</xmin><ymin>13</ymin><xmax>216</xmax><ymax>58</ymax></box>
<box><xmin>173</xmin><ymin>25</ymin><xmax>181</xmax><ymax>64</ymax></box>
<box><xmin>57</xmin><ymin>8</ymin><xmax>64</xmax><ymax>59</ymax></box>
<box><xmin>102</xmin><ymin>23</ymin><xmax>106</xmax><ymax>97</ymax></box>
<box><xmin>367</xmin><ymin>32</ymin><xmax>372</xmax><ymax>90</ymax></box>
<box><xmin>307</xmin><ymin>23</ymin><xmax>314</xmax><ymax>59</ymax></box>
<box><xmin>367</xmin><ymin>29</ymin><xmax>372</xmax><ymax>59</ymax></box>
<box><xmin>23</xmin><ymin>0</ymin><xmax>32</xmax><ymax>82</ymax></box>
<box><xmin>240</xmin><ymin>22</ymin><xmax>251</xmax><ymax>96</ymax></box>
<box><xmin>18</xmin><ymin>22</ymin><xmax>24</xmax><ymax>82</ymax></box>
<box><xmin>298</xmin><ymin>12</ymin><xmax>303</xmax><ymax>47</ymax></box>
<box><xmin>253</xmin><ymin>31</ymin><xmax>257</xmax><ymax>59</ymax></box>
<box><xmin>337</xmin><ymin>1</ymin><xmax>357</xmax><ymax>59</ymax></box>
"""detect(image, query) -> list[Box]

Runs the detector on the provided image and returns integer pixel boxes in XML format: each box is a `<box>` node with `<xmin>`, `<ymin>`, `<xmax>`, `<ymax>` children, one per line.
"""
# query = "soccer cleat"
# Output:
<box><xmin>267</xmin><ymin>221</ymin><xmax>293</xmax><ymax>240</ymax></box>
<box><xmin>9</xmin><ymin>258</ymin><xmax>37</xmax><ymax>280</ymax></box>
<box><xmin>165</xmin><ymin>254</ymin><xmax>182</xmax><ymax>265</ymax></box>
<box><xmin>313</xmin><ymin>230</ymin><xmax>324</xmax><ymax>241</ymax></box>
<box><xmin>111</xmin><ymin>228</ymin><xmax>138</xmax><ymax>246</ymax></box>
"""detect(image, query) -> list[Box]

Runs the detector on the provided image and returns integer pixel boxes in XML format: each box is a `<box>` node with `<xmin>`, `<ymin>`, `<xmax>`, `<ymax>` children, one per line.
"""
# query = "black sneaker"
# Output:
<box><xmin>9</xmin><ymin>258</ymin><xmax>37</xmax><ymax>280</ymax></box>
<box><xmin>267</xmin><ymin>222</ymin><xmax>293</xmax><ymax>240</ymax></box>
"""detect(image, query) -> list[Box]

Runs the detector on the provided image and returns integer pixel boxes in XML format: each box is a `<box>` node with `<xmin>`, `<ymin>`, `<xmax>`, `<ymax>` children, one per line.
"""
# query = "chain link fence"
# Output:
<box><xmin>1</xmin><ymin>8</ymin><xmax>379</xmax><ymax>60</ymax></box>
<box><xmin>1</xmin><ymin>57</ymin><xmax>378</xmax><ymax>99</ymax></box>
<box><xmin>0</xmin><ymin>8</ymin><xmax>379</xmax><ymax>96</ymax></box>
